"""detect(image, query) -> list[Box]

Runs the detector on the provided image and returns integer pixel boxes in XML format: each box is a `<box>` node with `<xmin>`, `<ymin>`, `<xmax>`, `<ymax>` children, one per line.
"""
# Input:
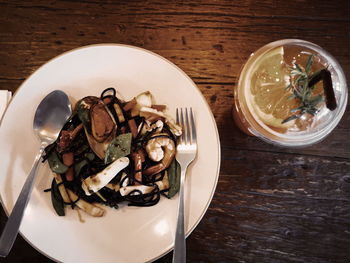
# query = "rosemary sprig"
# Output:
<box><xmin>282</xmin><ymin>55</ymin><xmax>326</xmax><ymax>124</ymax></box>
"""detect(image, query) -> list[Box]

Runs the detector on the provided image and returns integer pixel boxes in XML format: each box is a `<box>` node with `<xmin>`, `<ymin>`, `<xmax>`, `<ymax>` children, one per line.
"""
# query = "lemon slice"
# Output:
<box><xmin>247</xmin><ymin>46</ymin><xmax>298</xmax><ymax>129</ymax></box>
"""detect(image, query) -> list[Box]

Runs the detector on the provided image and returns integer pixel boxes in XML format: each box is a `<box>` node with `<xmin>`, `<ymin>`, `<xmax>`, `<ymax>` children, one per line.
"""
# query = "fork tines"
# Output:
<box><xmin>176</xmin><ymin>107</ymin><xmax>197</xmax><ymax>145</ymax></box>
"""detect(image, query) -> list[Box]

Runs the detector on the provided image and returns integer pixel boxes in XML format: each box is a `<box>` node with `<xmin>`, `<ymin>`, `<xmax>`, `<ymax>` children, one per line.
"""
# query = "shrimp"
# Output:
<box><xmin>143</xmin><ymin>133</ymin><xmax>176</xmax><ymax>176</ymax></box>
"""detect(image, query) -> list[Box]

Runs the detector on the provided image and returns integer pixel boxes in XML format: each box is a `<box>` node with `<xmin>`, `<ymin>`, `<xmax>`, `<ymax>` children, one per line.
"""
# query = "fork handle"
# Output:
<box><xmin>173</xmin><ymin>168</ymin><xmax>187</xmax><ymax>263</ymax></box>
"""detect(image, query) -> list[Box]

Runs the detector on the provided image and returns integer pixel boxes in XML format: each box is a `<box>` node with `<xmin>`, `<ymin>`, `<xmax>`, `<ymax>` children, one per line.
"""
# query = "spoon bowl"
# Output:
<box><xmin>34</xmin><ymin>90</ymin><xmax>72</xmax><ymax>144</ymax></box>
<box><xmin>0</xmin><ymin>90</ymin><xmax>71</xmax><ymax>257</ymax></box>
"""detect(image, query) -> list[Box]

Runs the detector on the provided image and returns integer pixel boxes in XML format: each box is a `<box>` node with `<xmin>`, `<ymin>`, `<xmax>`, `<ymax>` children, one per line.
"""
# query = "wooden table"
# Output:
<box><xmin>1</xmin><ymin>1</ymin><xmax>350</xmax><ymax>262</ymax></box>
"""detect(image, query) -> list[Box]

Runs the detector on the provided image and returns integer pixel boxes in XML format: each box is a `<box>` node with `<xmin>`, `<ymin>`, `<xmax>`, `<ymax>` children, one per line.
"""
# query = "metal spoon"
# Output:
<box><xmin>0</xmin><ymin>90</ymin><xmax>72</xmax><ymax>257</ymax></box>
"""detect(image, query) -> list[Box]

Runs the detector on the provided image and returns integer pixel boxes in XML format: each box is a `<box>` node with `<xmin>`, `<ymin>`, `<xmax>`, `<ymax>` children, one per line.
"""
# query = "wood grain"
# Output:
<box><xmin>0</xmin><ymin>0</ymin><xmax>350</xmax><ymax>262</ymax></box>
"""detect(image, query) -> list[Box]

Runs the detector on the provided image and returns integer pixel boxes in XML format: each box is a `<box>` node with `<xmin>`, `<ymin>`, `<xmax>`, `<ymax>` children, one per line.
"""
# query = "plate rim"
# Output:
<box><xmin>0</xmin><ymin>43</ymin><xmax>221</xmax><ymax>263</ymax></box>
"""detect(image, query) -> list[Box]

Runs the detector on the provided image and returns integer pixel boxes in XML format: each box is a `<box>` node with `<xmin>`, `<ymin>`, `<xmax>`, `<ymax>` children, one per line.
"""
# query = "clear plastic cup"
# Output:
<box><xmin>232</xmin><ymin>39</ymin><xmax>348</xmax><ymax>147</ymax></box>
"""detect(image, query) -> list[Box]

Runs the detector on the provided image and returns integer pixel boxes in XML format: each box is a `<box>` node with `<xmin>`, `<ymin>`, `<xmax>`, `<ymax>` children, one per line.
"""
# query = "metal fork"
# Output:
<box><xmin>173</xmin><ymin>107</ymin><xmax>197</xmax><ymax>263</ymax></box>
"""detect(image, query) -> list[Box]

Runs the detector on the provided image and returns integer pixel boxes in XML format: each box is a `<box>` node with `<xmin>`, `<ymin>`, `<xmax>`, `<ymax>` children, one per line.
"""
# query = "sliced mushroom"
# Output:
<box><xmin>139</xmin><ymin>106</ymin><xmax>165</xmax><ymax>122</ymax></box>
<box><xmin>66</xmin><ymin>189</ymin><xmax>105</xmax><ymax>217</ymax></box>
<box><xmin>113</xmin><ymin>103</ymin><xmax>125</xmax><ymax>123</ymax></box>
<box><xmin>139</xmin><ymin>107</ymin><xmax>182</xmax><ymax>136</ymax></box>
<box><xmin>53</xmin><ymin>173</ymin><xmax>105</xmax><ymax>217</ymax></box>
<box><xmin>131</xmin><ymin>152</ymin><xmax>143</xmax><ymax>184</ymax></box>
<box><xmin>131</xmin><ymin>91</ymin><xmax>154</xmax><ymax>117</ymax></box>
<box><xmin>82</xmin><ymin>157</ymin><xmax>129</xmax><ymax>195</ymax></box>
<box><xmin>106</xmin><ymin>172</ymin><xmax>127</xmax><ymax>191</ymax></box>
<box><xmin>120</xmin><ymin>185</ymin><xmax>154</xmax><ymax>196</ymax></box>
<box><xmin>106</xmin><ymin>183</ymin><xmax>120</xmax><ymax>192</ymax></box>
<box><xmin>139</xmin><ymin>119</ymin><xmax>164</xmax><ymax>135</ymax></box>
<box><xmin>119</xmin><ymin>173</ymin><xmax>169</xmax><ymax>196</ymax></box>
<box><xmin>165</xmin><ymin>117</ymin><xmax>182</xmax><ymax>137</ymax></box>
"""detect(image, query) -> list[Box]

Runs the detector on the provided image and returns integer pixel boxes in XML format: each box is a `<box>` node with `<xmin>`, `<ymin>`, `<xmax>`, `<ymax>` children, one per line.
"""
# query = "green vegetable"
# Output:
<box><xmin>44</xmin><ymin>143</ymin><xmax>56</xmax><ymax>156</ymax></box>
<box><xmin>51</xmin><ymin>179</ymin><xmax>65</xmax><ymax>216</ymax></box>
<box><xmin>104</xmin><ymin>133</ymin><xmax>132</xmax><ymax>164</ymax></box>
<box><xmin>74</xmin><ymin>160</ymin><xmax>88</xmax><ymax>177</ymax></box>
<box><xmin>74</xmin><ymin>153</ymin><xmax>95</xmax><ymax>176</ymax></box>
<box><xmin>76</xmin><ymin>98</ymin><xmax>92</xmax><ymax>134</ymax></box>
<box><xmin>167</xmin><ymin>159</ymin><xmax>181</xmax><ymax>198</ymax></box>
<box><xmin>85</xmin><ymin>152</ymin><xmax>95</xmax><ymax>161</ymax></box>
<box><xmin>74</xmin><ymin>144</ymin><xmax>90</xmax><ymax>156</ymax></box>
<box><xmin>47</xmin><ymin>151</ymin><xmax>68</xmax><ymax>174</ymax></box>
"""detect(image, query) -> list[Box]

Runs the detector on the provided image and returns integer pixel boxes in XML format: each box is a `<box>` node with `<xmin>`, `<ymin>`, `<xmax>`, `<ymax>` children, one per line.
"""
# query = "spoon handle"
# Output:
<box><xmin>0</xmin><ymin>149</ymin><xmax>43</xmax><ymax>257</ymax></box>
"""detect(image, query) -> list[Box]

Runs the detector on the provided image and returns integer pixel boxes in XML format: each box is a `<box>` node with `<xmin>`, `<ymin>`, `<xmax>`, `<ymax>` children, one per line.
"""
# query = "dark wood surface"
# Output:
<box><xmin>1</xmin><ymin>1</ymin><xmax>350</xmax><ymax>262</ymax></box>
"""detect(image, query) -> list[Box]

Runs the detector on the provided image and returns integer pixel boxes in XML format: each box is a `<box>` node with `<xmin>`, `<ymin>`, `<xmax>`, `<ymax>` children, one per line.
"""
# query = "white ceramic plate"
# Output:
<box><xmin>0</xmin><ymin>44</ymin><xmax>220</xmax><ymax>263</ymax></box>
